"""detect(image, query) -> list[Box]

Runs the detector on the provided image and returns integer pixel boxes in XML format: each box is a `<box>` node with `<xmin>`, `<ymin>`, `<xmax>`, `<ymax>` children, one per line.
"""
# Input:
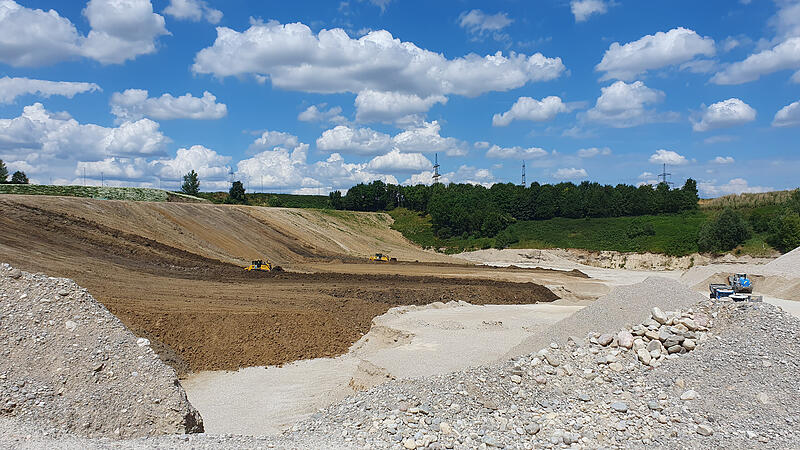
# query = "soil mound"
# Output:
<box><xmin>0</xmin><ymin>264</ymin><xmax>202</xmax><ymax>439</ymax></box>
<box><xmin>507</xmin><ymin>277</ymin><xmax>706</xmax><ymax>358</ymax></box>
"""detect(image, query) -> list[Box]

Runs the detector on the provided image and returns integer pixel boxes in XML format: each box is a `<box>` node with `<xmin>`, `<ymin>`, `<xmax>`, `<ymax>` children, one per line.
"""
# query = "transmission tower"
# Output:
<box><xmin>521</xmin><ymin>161</ymin><xmax>526</xmax><ymax>187</ymax></box>
<box><xmin>658</xmin><ymin>163</ymin><xmax>673</xmax><ymax>186</ymax></box>
<box><xmin>432</xmin><ymin>153</ymin><xmax>441</xmax><ymax>184</ymax></box>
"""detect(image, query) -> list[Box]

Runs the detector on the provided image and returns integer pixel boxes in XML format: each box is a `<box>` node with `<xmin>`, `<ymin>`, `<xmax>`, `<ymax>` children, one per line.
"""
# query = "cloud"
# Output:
<box><xmin>366</xmin><ymin>149</ymin><xmax>431</xmax><ymax>172</ymax></box>
<box><xmin>711</xmin><ymin>37</ymin><xmax>800</xmax><ymax>84</ymax></box>
<box><xmin>596</xmin><ymin>27</ymin><xmax>715</xmax><ymax>81</ymax></box>
<box><xmin>192</xmin><ymin>20</ymin><xmax>565</xmax><ymax>98</ymax></box>
<box><xmin>249</xmin><ymin>130</ymin><xmax>301</xmax><ymax>153</ymax></box>
<box><xmin>711</xmin><ymin>156</ymin><xmax>735</xmax><ymax>164</ymax></box>
<box><xmin>354</xmin><ymin>90</ymin><xmax>447</xmax><ymax>123</ymax></box>
<box><xmin>584</xmin><ymin>80</ymin><xmax>676</xmax><ymax>128</ymax></box>
<box><xmin>361</xmin><ymin>0</ymin><xmax>392</xmax><ymax>12</ymax></box>
<box><xmin>0</xmin><ymin>77</ymin><xmax>101</xmax><ymax>104</ymax></box>
<box><xmin>570</xmin><ymin>0</ymin><xmax>610</xmax><ymax>22</ymax></box>
<box><xmin>703</xmin><ymin>135</ymin><xmax>737</xmax><ymax>144</ymax></box>
<box><xmin>473</xmin><ymin>141</ymin><xmax>490</xmax><ymax>149</ymax></box>
<box><xmin>553</xmin><ymin>167</ymin><xmax>588</xmax><ymax>180</ymax></box>
<box><xmin>316</xmin><ymin>125</ymin><xmax>393</xmax><ymax>155</ymax></box>
<box><xmin>298</xmin><ymin>104</ymin><xmax>346</xmax><ymax>124</ymax></box>
<box><xmin>649</xmin><ymin>149</ymin><xmax>688</xmax><ymax>165</ymax></box>
<box><xmin>0</xmin><ymin>0</ymin><xmax>169</xmax><ymax>67</ymax></box>
<box><xmin>698</xmin><ymin>178</ymin><xmax>774</xmax><ymax>197</ymax></box>
<box><xmin>110</xmin><ymin>89</ymin><xmax>227</xmax><ymax>123</ymax></box>
<box><xmin>392</xmin><ymin>121</ymin><xmax>468</xmax><ymax>156</ymax></box>
<box><xmin>691</xmin><ymin>98</ymin><xmax>757</xmax><ymax>132</ymax></box>
<box><xmin>577</xmin><ymin>147</ymin><xmax>612</xmax><ymax>158</ymax></box>
<box><xmin>404</xmin><ymin>165</ymin><xmax>496</xmax><ymax>187</ymax></box>
<box><xmin>151</xmin><ymin>145</ymin><xmax>231</xmax><ymax>181</ymax></box>
<box><xmin>492</xmin><ymin>96</ymin><xmax>571</xmax><ymax>126</ymax></box>
<box><xmin>458</xmin><ymin>9</ymin><xmax>512</xmax><ymax>40</ymax></box>
<box><xmin>772</xmin><ymin>99</ymin><xmax>800</xmax><ymax>127</ymax></box>
<box><xmin>486</xmin><ymin>145</ymin><xmax>549</xmax><ymax>159</ymax></box>
<box><xmin>163</xmin><ymin>0</ymin><xmax>222</xmax><ymax>24</ymax></box>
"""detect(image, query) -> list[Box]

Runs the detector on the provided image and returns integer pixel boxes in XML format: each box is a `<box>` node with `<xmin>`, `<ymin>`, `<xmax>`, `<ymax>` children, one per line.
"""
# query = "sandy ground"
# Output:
<box><xmin>182</xmin><ymin>301</ymin><xmax>584</xmax><ymax>435</ymax></box>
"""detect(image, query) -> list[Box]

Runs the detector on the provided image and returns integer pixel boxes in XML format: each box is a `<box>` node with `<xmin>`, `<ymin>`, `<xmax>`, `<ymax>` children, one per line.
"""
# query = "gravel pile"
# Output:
<box><xmin>763</xmin><ymin>245</ymin><xmax>800</xmax><ymax>277</ymax></box>
<box><xmin>0</xmin><ymin>264</ymin><xmax>203</xmax><ymax>439</ymax></box>
<box><xmin>508</xmin><ymin>277</ymin><xmax>706</xmax><ymax>358</ymax></box>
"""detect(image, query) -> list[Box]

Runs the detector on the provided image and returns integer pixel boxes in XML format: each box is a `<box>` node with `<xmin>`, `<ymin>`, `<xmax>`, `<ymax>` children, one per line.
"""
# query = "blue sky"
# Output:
<box><xmin>0</xmin><ymin>0</ymin><xmax>798</xmax><ymax>196</ymax></box>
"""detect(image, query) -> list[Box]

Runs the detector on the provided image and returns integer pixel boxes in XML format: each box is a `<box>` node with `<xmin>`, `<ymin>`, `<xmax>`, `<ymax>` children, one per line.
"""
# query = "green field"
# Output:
<box><xmin>0</xmin><ymin>184</ymin><xmax>206</xmax><ymax>203</ymax></box>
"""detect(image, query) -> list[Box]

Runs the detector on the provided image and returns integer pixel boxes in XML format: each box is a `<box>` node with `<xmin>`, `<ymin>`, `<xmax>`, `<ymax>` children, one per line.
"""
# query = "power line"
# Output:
<box><xmin>658</xmin><ymin>163</ymin><xmax>673</xmax><ymax>186</ymax></box>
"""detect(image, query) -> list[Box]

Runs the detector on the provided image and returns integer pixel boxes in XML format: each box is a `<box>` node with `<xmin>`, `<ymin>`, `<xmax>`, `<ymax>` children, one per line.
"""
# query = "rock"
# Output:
<box><xmin>680</xmin><ymin>390</ymin><xmax>698</xmax><ymax>401</ymax></box>
<box><xmin>610</xmin><ymin>401</ymin><xmax>628</xmax><ymax>413</ymax></box>
<box><xmin>598</xmin><ymin>334</ymin><xmax>614</xmax><ymax>346</ymax></box>
<box><xmin>667</xmin><ymin>344</ymin><xmax>683</xmax><ymax>354</ymax></box>
<box><xmin>65</xmin><ymin>320</ymin><xmax>78</xmax><ymax>332</ymax></box>
<box><xmin>57</xmin><ymin>289</ymin><xmax>70</xmax><ymax>297</ymax></box>
<box><xmin>644</xmin><ymin>330</ymin><xmax>660</xmax><ymax>341</ymax></box>
<box><xmin>652</xmin><ymin>307</ymin><xmax>668</xmax><ymax>324</ymax></box>
<box><xmin>535</xmin><ymin>375</ymin><xmax>547</xmax><ymax>385</ymax></box>
<box><xmin>439</xmin><ymin>422</ymin><xmax>453</xmax><ymax>434</ymax></box>
<box><xmin>483</xmin><ymin>436</ymin><xmax>502</xmax><ymax>447</ymax></box>
<box><xmin>647</xmin><ymin>400</ymin><xmax>663</xmax><ymax>411</ymax></box>
<box><xmin>608</xmin><ymin>362</ymin><xmax>624</xmax><ymax>372</ymax></box>
<box><xmin>637</xmin><ymin>348</ymin><xmax>652</xmax><ymax>365</ymax></box>
<box><xmin>578</xmin><ymin>393</ymin><xmax>591</xmax><ymax>402</ymax></box>
<box><xmin>136</xmin><ymin>338</ymin><xmax>150</xmax><ymax>347</ymax></box>
<box><xmin>9</xmin><ymin>269</ymin><xmax>22</xmax><ymax>279</ymax></box>
<box><xmin>682</xmin><ymin>339</ymin><xmax>696</xmax><ymax>350</ymax></box>
<box><xmin>524</xmin><ymin>423</ymin><xmax>540</xmax><ymax>435</ymax></box>
<box><xmin>402</xmin><ymin>438</ymin><xmax>417</xmax><ymax>449</ymax></box>
<box><xmin>617</xmin><ymin>331</ymin><xmax>634</xmax><ymax>349</ymax></box>
<box><xmin>646</xmin><ymin>339</ymin><xmax>661</xmax><ymax>352</ymax></box>
<box><xmin>544</xmin><ymin>353</ymin><xmax>560</xmax><ymax>367</ymax></box>
<box><xmin>510</xmin><ymin>375</ymin><xmax>522</xmax><ymax>384</ymax></box>
<box><xmin>696</xmin><ymin>424</ymin><xmax>713</xmax><ymax>436</ymax></box>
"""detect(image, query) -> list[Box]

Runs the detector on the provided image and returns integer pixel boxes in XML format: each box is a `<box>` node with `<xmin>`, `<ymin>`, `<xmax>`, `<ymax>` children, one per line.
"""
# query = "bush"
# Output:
<box><xmin>697</xmin><ymin>208</ymin><xmax>752</xmax><ymax>253</ymax></box>
<box><xmin>228</xmin><ymin>181</ymin><xmax>246</xmax><ymax>204</ymax></box>
<box><xmin>767</xmin><ymin>213</ymin><xmax>800</xmax><ymax>253</ymax></box>
<box><xmin>10</xmin><ymin>170</ymin><xmax>28</xmax><ymax>184</ymax></box>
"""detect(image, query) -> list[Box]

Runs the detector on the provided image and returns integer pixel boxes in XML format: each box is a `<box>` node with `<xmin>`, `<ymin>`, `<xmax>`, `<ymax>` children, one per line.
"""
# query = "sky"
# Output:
<box><xmin>0</xmin><ymin>0</ymin><xmax>799</xmax><ymax>197</ymax></box>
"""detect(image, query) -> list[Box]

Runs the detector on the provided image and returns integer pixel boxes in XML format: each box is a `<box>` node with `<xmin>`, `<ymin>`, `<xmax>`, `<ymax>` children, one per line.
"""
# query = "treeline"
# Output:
<box><xmin>330</xmin><ymin>180</ymin><xmax>699</xmax><ymax>239</ymax></box>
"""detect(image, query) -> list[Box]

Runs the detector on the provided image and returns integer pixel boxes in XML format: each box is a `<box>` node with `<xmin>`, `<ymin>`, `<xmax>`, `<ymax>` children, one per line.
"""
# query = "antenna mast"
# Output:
<box><xmin>432</xmin><ymin>153</ymin><xmax>441</xmax><ymax>184</ymax></box>
<box><xmin>658</xmin><ymin>163</ymin><xmax>673</xmax><ymax>186</ymax></box>
<box><xmin>521</xmin><ymin>161</ymin><xmax>526</xmax><ymax>187</ymax></box>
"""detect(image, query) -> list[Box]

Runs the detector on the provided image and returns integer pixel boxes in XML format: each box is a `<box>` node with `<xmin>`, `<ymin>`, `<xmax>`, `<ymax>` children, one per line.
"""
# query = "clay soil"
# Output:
<box><xmin>0</xmin><ymin>196</ymin><xmax>560</xmax><ymax>375</ymax></box>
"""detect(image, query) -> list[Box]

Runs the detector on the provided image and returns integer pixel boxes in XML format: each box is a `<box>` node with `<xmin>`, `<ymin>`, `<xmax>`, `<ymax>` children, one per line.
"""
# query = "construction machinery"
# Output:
<box><xmin>709</xmin><ymin>273</ymin><xmax>759</xmax><ymax>301</ymax></box>
<box><xmin>369</xmin><ymin>253</ymin><xmax>397</xmax><ymax>263</ymax></box>
<box><xmin>728</xmin><ymin>273</ymin><xmax>753</xmax><ymax>293</ymax></box>
<box><xmin>244</xmin><ymin>260</ymin><xmax>282</xmax><ymax>272</ymax></box>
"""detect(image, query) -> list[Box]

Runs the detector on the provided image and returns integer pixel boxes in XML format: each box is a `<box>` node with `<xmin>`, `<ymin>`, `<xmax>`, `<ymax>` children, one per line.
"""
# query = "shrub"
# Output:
<box><xmin>767</xmin><ymin>213</ymin><xmax>800</xmax><ymax>253</ymax></box>
<box><xmin>697</xmin><ymin>208</ymin><xmax>752</xmax><ymax>253</ymax></box>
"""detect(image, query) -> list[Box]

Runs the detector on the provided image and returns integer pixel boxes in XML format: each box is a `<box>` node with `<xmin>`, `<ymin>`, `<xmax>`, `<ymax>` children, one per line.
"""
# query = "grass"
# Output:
<box><xmin>194</xmin><ymin>192</ymin><xmax>330</xmax><ymax>208</ymax></box>
<box><xmin>699</xmin><ymin>189</ymin><xmax>797</xmax><ymax>210</ymax></box>
<box><xmin>0</xmin><ymin>184</ymin><xmax>206</xmax><ymax>203</ymax></box>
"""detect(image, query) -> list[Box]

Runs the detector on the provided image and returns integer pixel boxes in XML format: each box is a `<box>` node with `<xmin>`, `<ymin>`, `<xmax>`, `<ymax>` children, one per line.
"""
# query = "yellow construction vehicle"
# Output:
<box><xmin>369</xmin><ymin>253</ymin><xmax>397</xmax><ymax>262</ymax></box>
<box><xmin>244</xmin><ymin>260</ymin><xmax>282</xmax><ymax>271</ymax></box>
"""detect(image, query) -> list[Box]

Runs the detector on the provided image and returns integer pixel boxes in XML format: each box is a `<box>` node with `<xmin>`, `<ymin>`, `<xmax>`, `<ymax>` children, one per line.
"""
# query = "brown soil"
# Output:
<box><xmin>0</xmin><ymin>196</ymin><xmax>560</xmax><ymax>375</ymax></box>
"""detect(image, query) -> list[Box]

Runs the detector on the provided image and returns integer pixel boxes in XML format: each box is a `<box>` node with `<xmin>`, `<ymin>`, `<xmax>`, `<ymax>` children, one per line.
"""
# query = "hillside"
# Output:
<box><xmin>0</xmin><ymin>184</ymin><xmax>207</xmax><ymax>203</ymax></box>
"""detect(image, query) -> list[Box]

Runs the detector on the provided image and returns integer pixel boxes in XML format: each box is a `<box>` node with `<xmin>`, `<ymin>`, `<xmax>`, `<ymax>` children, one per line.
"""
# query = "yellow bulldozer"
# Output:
<box><xmin>244</xmin><ymin>259</ymin><xmax>282</xmax><ymax>272</ymax></box>
<box><xmin>369</xmin><ymin>253</ymin><xmax>397</xmax><ymax>263</ymax></box>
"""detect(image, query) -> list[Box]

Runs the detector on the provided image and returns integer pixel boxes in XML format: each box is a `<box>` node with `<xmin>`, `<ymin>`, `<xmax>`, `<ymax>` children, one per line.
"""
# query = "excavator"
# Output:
<box><xmin>244</xmin><ymin>259</ymin><xmax>282</xmax><ymax>272</ymax></box>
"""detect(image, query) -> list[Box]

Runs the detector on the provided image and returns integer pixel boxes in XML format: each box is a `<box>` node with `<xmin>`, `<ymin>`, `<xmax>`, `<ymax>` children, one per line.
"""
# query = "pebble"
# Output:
<box><xmin>598</xmin><ymin>334</ymin><xmax>614</xmax><ymax>346</ymax></box>
<box><xmin>680</xmin><ymin>390</ymin><xmax>698</xmax><ymax>401</ymax></box>
<box><xmin>610</xmin><ymin>402</ymin><xmax>628</xmax><ymax>413</ymax></box>
<box><xmin>697</xmin><ymin>425</ymin><xmax>713</xmax><ymax>436</ymax></box>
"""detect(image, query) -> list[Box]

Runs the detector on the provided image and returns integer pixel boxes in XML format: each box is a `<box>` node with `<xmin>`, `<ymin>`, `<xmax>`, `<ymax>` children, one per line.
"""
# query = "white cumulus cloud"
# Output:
<box><xmin>772</xmin><ymin>99</ymin><xmax>800</xmax><ymax>127</ymax></box>
<box><xmin>110</xmin><ymin>89</ymin><xmax>227</xmax><ymax>123</ymax></box>
<box><xmin>0</xmin><ymin>77</ymin><xmax>101</xmax><ymax>104</ymax></box>
<box><xmin>649</xmin><ymin>149</ymin><xmax>688</xmax><ymax>165</ymax></box>
<box><xmin>711</xmin><ymin>156</ymin><xmax>735</xmax><ymax>164</ymax></box>
<box><xmin>191</xmin><ymin>20</ymin><xmax>565</xmax><ymax>98</ymax></box>
<box><xmin>570</xmin><ymin>0</ymin><xmax>610</xmax><ymax>22</ymax></box>
<box><xmin>163</xmin><ymin>0</ymin><xmax>222</xmax><ymax>24</ymax></box>
<box><xmin>584</xmin><ymin>80</ymin><xmax>676</xmax><ymax>128</ymax></box>
<box><xmin>298</xmin><ymin>104</ymin><xmax>346</xmax><ymax>124</ymax></box>
<box><xmin>0</xmin><ymin>0</ymin><xmax>169</xmax><ymax>67</ymax></box>
<box><xmin>691</xmin><ymin>98</ymin><xmax>756</xmax><ymax>132</ymax></box>
<box><xmin>249</xmin><ymin>130</ymin><xmax>301</xmax><ymax>153</ymax></box>
<box><xmin>458</xmin><ymin>9</ymin><xmax>513</xmax><ymax>40</ymax></box>
<box><xmin>596</xmin><ymin>27</ymin><xmax>715</xmax><ymax>81</ymax></box>
<box><xmin>486</xmin><ymin>145</ymin><xmax>549</xmax><ymax>159</ymax></box>
<box><xmin>577</xmin><ymin>147</ymin><xmax>612</xmax><ymax>158</ymax></box>
<box><xmin>712</xmin><ymin>37</ymin><xmax>800</xmax><ymax>85</ymax></box>
<box><xmin>366</xmin><ymin>149</ymin><xmax>431</xmax><ymax>172</ymax></box>
<box><xmin>553</xmin><ymin>167</ymin><xmax>588</xmax><ymax>180</ymax></box>
<box><xmin>316</xmin><ymin>125</ymin><xmax>393</xmax><ymax>155</ymax></box>
<box><xmin>492</xmin><ymin>96</ymin><xmax>570</xmax><ymax>126</ymax></box>
<box><xmin>355</xmin><ymin>90</ymin><xmax>447</xmax><ymax>124</ymax></box>
<box><xmin>392</xmin><ymin>121</ymin><xmax>468</xmax><ymax>156</ymax></box>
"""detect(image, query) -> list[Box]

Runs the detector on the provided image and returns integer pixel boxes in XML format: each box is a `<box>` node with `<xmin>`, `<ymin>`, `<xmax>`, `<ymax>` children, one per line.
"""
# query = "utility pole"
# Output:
<box><xmin>83</xmin><ymin>167</ymin><xmax>86</xmax><ymax>186</ymax></box>
<box><xmin>658</xmin><ymin>163</ymin><xmax>673</xmax><ymax>186</ymax></box>
<box><xmin>521</xmin><ymin>161</ymin><xmax>526</xmax><ymax>187</ymax></box>
<box><xmin>432</xmin><ymin>153</ymin><xmax>441</xmax><ymax>184</ymax></box>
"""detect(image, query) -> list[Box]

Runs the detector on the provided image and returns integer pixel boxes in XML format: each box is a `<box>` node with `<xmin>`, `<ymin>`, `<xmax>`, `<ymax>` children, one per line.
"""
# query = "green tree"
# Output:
<box><xmin>228</xmin><ymin>180</ymin><xmax>246</xmax><ymax>204</ymax></box>
<box><xmin>767</xmin><ymin>213</ymin><xmax>800</xmax><ymax>252</ymax></box>
<box><xmin>0</xmin><ymin>159</ymin><xmax>7</xmax><ymax>183</ymax></box>
<box><xmin>10</xmin><ymin>171</ymin><xmax>28</xmax><ymax>184</ymax></box>
<box><xmin>789</xmin><ymin>189</ymin><xmax>800</xmax><ymax>214</ymax></box>
<box><xmin>697</xmin><ymin>208</ymin><xmax>752</xmax><ymax>253</ymax></box>
<box><xmin>181</xmin><ymin>170</ymin><xmax>200</xmax><ymax>195</ymax></box>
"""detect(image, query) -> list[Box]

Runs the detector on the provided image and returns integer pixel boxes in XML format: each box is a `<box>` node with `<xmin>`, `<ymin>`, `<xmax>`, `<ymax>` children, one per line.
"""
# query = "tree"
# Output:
<box><xmin>10</xmin><ymin>171</ymin><xmax>28</xmax><ymax>184</ymax></box>
<box><xmin>697</xmin><ymin>208</ymin><xmax>751</xmax><ymax>253</ymax></box>
<box><xmin>768</xmin><ymin>213</ymin><xmax>800</xmax><ymax>253</ymax></box>
<box><xmin>181</xmin><ymin>170</ymin><xmax>200</xmax><ymax>195</ymax></box>
<box><xmin>0</xmin><ymin>159</ymin><xmax>7</xmax><ymax>183</ymax></box>
<box><xmin>229</xmin><ymin>181</ymin><xmax>246</xmax><ymax>204</ymax></box>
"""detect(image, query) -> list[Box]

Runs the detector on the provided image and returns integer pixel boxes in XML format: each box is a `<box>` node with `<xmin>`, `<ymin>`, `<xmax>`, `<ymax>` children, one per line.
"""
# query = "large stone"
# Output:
<box><xmin>637</xmin><ymin>348</ymin><xmax>652</xmax><ymax>365</ymax></box>
<box><xmin>9</xmin><ymin>269</ymin><xmax>22</xmax><ymax>279</ymax></box>
<box><xmin>696</xmin><ymin>425</ymin><xmax>713</xmax><ymax>436</ymax></box>
<box><xmin>646</xmin><ymin>340</ymin><xmax>661</xmax><ymax>353</ymax></box>
<box><xmin>544</xmin><ymin>353</ymin><xmax>561</xmax><ymax>367</ymax></box>
<box><xmin>680</xmin><ymin>390</ymin><xmax>698</xmax><ymax>401</ymax></box>
<box><xmin>598</xmin><ymin>334</ymin><xmax>614</xmax><ymax>346</ymax></box>
<box><xmin>651</xmin><ymin>307</ymin><xmax>668</xmax><ymax>325</ymax></box>
<box><xmin>667</xmin><ymin>344</ymin><xmax>683</xmax><ymax>354</ymax></box>
<box><xmin>610</xmin><ymin>401</ymin><xmax>629</xmax><ymax>413</ymax></box>
<box><xmin>65</xmin><ymin>320</ymin><xmax>78</xmax><ymax>332</ymax></box>
<box><xmin>677</xmin><ymin>317</ymin><xmax>700</xmax><ymax>331</ymax></box>
<box><xmin>617</xmin><ymin>331</ymin><xmax>634</xmax><ymax>349</ymax></box>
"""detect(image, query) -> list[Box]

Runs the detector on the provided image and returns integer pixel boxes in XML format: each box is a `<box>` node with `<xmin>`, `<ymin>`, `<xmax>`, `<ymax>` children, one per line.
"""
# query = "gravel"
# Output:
<box><xmin>0</xmin><ymin>264</ymin><xmax>203</xmax><ymax>439</ymax></box>
<box><xmin>763</xmin><ymin>245</ymin><xmax>800</xmax><ymax>277</ymax></box>
<box><xmin>508</xmin><ymin>277</ymin><xmax>707</xmax><ymax>358</ymax></box>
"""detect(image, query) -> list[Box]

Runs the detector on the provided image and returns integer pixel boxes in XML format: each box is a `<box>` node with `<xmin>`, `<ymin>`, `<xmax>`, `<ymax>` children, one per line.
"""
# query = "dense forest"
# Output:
<box><xmin>329</xmin><ymin>180</ymin><xmax>699</xmax><ymax>239</ymax></box>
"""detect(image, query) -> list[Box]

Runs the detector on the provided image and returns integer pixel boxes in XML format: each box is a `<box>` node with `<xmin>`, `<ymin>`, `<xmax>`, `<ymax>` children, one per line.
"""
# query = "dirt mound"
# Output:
<box><xmin>507</xmin><ymin>277</ymin><xmax>706</xmax><ymax>358</ymax></box>
<box><xmin>0</xmin><ymin>264</ymin><xmax>202</xmax><ymax>439</ymax></box>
